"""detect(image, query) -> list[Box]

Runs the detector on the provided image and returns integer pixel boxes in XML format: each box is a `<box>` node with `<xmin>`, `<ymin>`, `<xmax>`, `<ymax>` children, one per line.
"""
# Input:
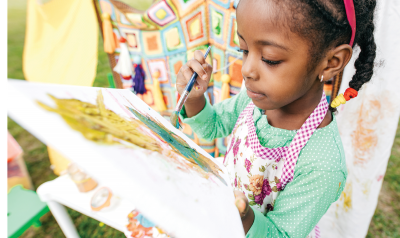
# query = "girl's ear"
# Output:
<box><xmin>320</xmin><ymin>44</ymin><xmax>353</xmax><ymax>81</ymax></box>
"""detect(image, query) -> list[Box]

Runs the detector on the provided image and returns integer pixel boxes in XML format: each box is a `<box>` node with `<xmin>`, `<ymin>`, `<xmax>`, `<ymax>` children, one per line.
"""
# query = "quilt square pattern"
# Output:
<box><xmin>180</xmin><ymin>4</ymin><xmax>209</xmax><ymax>49</ymax></box>
<box><xmin>213</xmin><ymin>86</ymin><xmax>221</xmax><ymax>104</ymax></box>
<box><xmin>208</xmin><ymin>1</ymin><xmax>229</xmax><ymax>50</ymax></box>
<box><xmin>211</xmin><ymin>45</ymin><xmax>225</xmax><ymax>82</ymax></box>
<box><xmin>212</xmin><ymin>0</ymin><xmax>231</xmax><ymax>9</ymax></box>
<box><xmin>226</xmin><ymin>12</ymin><xmax>240</xmax><ymax>51</ymax></box>
<box><xmin>160</xmin><ymin>87</ymin><xmax>176</xmax><ymax>111</ymax></box>
<box><xmin>161</xmin><ymin>22</ymin><xmax>187</xmax><ymax>56</ymax></box>
<box><xmin>137</xmin><ymin>85</ymin><xmax>156</xmax><ymax>107</ymax></box>
<box><xmin>141</xmin><ymin>31</ymin><xmax>165</xmax><ymax>57</ymax></box>
<box><xmin>146</xmin><ymin>0</ymin><xmax>178</xmax><ymax>28</ymax></box>
<box><xmin>171</xmin><ymin>0</ymin><xmax>204</xmax><ymax>18</ymax></box>
<box><xmin>146</xmin><ymin>57</ymin><xmax>171</xmax><ymax>87</ymax></box>
<box><xmin>225</xmin><ymin>49</ymin><xmax>243</xmax><ymax>88</ymax></box>
<box><xmin>119</xmin><ymin>27</ymin><xmax>142</xmax><ymax>53</ymax></box>
<box><xmin>167</xmin><ymin>52</ymin><xmax>187</xmax><ymax>85</ymax></box>
<box><xmin>125</xmin><ymin>13</ymin><xmax>155</xmax><ymax>30</ymax></box>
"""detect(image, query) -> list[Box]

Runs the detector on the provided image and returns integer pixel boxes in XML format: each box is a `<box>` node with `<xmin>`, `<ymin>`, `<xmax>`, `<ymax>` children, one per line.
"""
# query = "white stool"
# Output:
<box><xmin>37</xmin><ymin>175</ymin><xmax>135</xmax><ymax>238</ymax></box>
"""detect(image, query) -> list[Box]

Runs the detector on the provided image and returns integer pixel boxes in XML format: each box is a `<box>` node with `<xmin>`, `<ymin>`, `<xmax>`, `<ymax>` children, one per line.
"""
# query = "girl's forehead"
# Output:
<box><xmin>236</xmin><ymin>0</ymin><xmax>307</xmax><ymax>51</ymax></box>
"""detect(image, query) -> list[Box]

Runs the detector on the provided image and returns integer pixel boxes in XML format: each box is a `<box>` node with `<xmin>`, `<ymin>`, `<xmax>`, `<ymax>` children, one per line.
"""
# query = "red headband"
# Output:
<box><xmin>344</xmin><ymin>0</ymin><xmax>356</xmax><ymax>46</ymax></box>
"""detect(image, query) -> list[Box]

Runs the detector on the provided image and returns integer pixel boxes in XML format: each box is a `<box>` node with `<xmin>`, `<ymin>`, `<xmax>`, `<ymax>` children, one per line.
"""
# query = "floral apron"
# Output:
<box><xmin>223</xmin><ymin>92</ymin><xmax>329</xmax><ymax>214</ymax></box>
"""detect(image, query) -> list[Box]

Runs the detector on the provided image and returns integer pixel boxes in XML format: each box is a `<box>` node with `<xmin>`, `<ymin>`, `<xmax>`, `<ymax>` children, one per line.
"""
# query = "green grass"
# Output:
<box><xmin>7</xmin><ymin>0</ymin><xmax>400</xmax><ymax>237</ymax></box>
<box><xmin>366</xmin><ymin>121</ymin><xmax>400</xmax><ymax>238</ymax></box>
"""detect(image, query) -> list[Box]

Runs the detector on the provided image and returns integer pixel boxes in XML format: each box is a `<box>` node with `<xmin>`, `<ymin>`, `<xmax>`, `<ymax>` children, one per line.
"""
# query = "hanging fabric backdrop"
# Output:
<box><xmin>23</xmin><ymin>0</ymin><xmax>99</xmax><ymax>175</ymax></box>
<box><xmin>315</xmin><ymin>0</ymin><xmax>400</xmax><ymax>237</ymax></box>
<box><xmin>23</xmin><ymin>0</ymin><xmax>98</xmax><ymax>86</ymax></box>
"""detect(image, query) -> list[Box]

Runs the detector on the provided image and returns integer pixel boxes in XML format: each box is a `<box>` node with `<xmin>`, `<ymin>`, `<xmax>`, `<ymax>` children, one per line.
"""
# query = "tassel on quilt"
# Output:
<box><xmin>113</xmin><ymin>37</ymin><xmax>133</xmax><ymax>88</ymax></box>
<box><xmin>132</xmin><ymin>55</ymin><xmax>146</xmax><ymax>95</ymax></box>
<box><xmin>102</xmin><ymin>13</ymin><xmax>116</xmax><ymax>54</ymax></box>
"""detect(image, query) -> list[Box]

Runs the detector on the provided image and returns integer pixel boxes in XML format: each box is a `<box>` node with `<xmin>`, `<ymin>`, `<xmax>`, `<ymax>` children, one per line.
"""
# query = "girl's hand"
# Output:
<box><xmin>234</xmin><ymin>191</ymin><xmax>255</xmax><ymax>234</ymax></box>
<box><xmin>176</xmin><ymin>50</ymin><xmax>213</xmax><ymax>102</ymax></box>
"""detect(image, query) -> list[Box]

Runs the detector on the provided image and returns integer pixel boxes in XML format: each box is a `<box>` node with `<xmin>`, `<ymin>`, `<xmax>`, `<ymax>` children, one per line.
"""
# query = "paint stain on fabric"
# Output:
<box><xmin>339</xmin><ymin>182</ymin><xmax>352</xmax><ymax>212</ymax></box>
<box><xmin>350</xmin><ymin>92</ymin><xmax>394</xmax><ymax>165</ymax></box>
<box><xmin>362</xmin><ymin>180</ymin><xmax>371</xmax><ymax>197</ymax></box>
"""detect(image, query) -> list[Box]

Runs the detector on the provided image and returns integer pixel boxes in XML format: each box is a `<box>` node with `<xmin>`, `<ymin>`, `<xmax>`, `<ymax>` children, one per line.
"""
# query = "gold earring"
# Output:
<box><xmin>320</xmin><ymin>75</ymin><xmax>324</xmax><ymax>82</ymax></box>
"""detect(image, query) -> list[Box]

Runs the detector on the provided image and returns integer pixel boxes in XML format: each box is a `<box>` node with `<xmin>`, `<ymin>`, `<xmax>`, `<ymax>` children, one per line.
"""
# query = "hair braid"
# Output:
<box><xmin>348</xmin><ymin>0</ymin><xmax>377</xmax><ymax>91</ymax></box>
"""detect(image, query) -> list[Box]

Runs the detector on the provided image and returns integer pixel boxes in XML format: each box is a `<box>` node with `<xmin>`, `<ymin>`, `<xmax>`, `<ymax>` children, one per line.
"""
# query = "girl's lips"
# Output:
<box><xmin>246</xmin><ymin>88</ymin><xmax>266</xmax><ymax>100</ymax></box>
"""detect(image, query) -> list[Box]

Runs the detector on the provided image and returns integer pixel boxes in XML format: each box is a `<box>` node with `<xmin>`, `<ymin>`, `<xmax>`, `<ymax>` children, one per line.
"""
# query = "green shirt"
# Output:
<box><xmin>181</xmin><ymin>89</ymin><xmax>347</xmax><ymax>238</ymax></box>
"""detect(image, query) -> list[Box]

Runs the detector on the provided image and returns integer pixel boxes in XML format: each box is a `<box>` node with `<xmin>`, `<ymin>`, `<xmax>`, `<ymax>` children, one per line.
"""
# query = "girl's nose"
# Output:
<box><xmin>241</xmin><ymin>53</ymin><xmax>259</xmax><ymax>81</ymax></box>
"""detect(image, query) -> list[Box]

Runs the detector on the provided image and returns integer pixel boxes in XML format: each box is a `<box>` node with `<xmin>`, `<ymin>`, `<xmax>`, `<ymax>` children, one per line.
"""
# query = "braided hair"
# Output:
<box><xmin>277</xmin><ymin>0</ymin><xmax>377</xmax><ymax>111</ymax></box>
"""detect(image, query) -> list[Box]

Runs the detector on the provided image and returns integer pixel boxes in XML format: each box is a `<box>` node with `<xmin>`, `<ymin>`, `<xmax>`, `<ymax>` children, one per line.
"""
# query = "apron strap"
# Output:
<box><xmin>281</xmin><ymin>92</ymin><xmax>329</xmax><ymax>189</ymax></box>
<box><xmin>224</xmin><ymin>103</ymin><xmax>255</xmax><ymax>161</ymax></box>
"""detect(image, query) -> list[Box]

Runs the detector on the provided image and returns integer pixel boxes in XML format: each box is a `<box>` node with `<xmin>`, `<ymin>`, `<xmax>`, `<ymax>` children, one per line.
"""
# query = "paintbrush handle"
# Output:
<box><xmin>174</xmin><ymin>72</ymin><xmax>198</xmax><ymax>112</ymax></box>
<box><xmin>174</xmin><ymin>46</ymin><xmax>211</xmax><ymax>113</ymax></box>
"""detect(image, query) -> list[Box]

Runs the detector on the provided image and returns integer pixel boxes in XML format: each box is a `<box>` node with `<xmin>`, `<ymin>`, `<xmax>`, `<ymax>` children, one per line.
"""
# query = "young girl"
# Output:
<box><xmin>176</xmin><ymin>0</ymin><xmax>376</xmax><ymax>237</ymax></box>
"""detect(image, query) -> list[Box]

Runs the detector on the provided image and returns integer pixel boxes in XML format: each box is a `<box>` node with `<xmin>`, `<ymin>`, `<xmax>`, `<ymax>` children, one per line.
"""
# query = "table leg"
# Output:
<box><xmin>47</xmin><ymin>201</ymin><xmax>80</xmax><ymax>238</ymax></box>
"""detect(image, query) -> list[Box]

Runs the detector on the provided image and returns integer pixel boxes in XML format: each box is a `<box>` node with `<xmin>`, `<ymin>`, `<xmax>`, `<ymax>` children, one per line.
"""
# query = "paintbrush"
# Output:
<box><xmin>170</xmin><ymin>46</ymin><xmax>212</xmax><ymax>129</ymax></box>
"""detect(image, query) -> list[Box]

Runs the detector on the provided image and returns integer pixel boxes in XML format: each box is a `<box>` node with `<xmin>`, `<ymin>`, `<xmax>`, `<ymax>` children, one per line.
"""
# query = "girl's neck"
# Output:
<box><xmin>264</xmin><ymin>87</ymin><xmax>332</xmax><ymax>130</ymax></box>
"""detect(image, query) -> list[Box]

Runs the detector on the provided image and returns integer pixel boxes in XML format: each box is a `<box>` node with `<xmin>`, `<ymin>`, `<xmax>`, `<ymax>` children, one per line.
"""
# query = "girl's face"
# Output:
<box><xmin>236</xmin><ymin>0</ymin><xmax>322</xmax><ymax>111</ymax></box>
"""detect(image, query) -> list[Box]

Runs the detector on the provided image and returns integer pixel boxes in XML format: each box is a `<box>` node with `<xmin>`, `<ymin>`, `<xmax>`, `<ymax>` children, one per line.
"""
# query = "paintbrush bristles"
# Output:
<box><xmin>170</xmin><ymin>112</ymin><xmax>180</xmax><ymax>129</ymax></box>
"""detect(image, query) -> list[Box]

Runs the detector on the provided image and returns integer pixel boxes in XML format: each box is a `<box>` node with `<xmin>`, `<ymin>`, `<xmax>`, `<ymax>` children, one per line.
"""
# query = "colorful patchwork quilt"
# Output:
<box><xmin>96</xmin><ymin>0</ymin><xmax>340</xmax><ymax>157</ymax></box>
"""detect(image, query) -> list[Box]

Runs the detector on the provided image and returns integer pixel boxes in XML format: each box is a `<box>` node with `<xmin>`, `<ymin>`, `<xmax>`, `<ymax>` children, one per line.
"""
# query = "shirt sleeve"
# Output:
<box><xmin>180</xmin><ymin>89</ymin><xmax>250</xmax><ymax>141</ymax></box>
<box><xmin>246</xmin><ymin>171</ymin><xmax>346</xmax><ymax>238</ymax></box>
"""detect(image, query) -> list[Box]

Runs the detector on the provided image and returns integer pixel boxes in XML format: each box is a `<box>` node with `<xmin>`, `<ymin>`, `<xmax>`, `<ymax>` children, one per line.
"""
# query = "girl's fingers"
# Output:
<box><xmin>187</xmin><ymin>59</ymin><xmax>208</xmax><ymax>80</ymax></box>
<box><xmin>193</xmin><ymin>50</ymin><xmax>206</xmax><ymax>65</ymax></box>
<box><xmin>193</xmin><ymin>81</ymin><xmax>203</xmax><ymax>91</ymax></box>
<box><xmin>203</xmin><ymin>63</ymin><xmax>213</xmax><ymax>74</ymax></box>
<box><xmin>193</xmin><ymin>63</ymin><xmax>212</xmax><ymax>91</ymax></box>
<box><xmin>233</xmin><ymin>191</ymin><xmax>249</xmax><ymax>218</ymax></box>
<box><xmin>181</xmin><ymin>64</ymin><xmax>195</xmax><ymax>82</ymax></box>
<box><xmin>235</xmin><ymin>198</ymin><xmax>246</xmax><ymax>213</ymax></box>
<box><xmin>203</xmin><ymin>63</ymin><xmax>213</xmax><ymax>77</ymax></box>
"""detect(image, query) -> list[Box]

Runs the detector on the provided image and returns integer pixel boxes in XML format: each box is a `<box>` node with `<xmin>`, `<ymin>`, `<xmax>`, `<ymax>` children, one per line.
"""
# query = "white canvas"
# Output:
<box><xmin>7</xmin><ymin>79</ymin><xmax>245</xmax><ymax>238</ymax></box>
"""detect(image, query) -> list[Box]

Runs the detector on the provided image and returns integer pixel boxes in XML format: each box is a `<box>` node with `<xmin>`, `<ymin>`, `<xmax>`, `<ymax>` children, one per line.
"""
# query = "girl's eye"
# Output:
<box><xmin>262</xmin><ymin>58</ymin><xmax>282</xmax><ymax>66</ymax></box>
<box><xmin>238</xmin><ymin>49</ymin><xmax>281</xmax><ymax>66</ymax></box>
<box><xmin>237</xmin><ymin>49</ymin><xmax>249</xmax><ymax>55</ymax></box>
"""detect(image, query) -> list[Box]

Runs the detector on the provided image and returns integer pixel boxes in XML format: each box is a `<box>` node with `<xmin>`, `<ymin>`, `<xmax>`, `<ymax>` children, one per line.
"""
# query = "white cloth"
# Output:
<box><xmin>316</xmin><ymin>0</ymin><xmax>400</xmax><ymax>237</ymax></box>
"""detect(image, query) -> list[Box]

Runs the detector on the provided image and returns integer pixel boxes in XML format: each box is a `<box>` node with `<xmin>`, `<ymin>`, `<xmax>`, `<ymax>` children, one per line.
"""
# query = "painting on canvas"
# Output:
<box><xmin>8</xmin><ymin>80</ymin><xmax>244</xmax><ymax>238</ymax></box>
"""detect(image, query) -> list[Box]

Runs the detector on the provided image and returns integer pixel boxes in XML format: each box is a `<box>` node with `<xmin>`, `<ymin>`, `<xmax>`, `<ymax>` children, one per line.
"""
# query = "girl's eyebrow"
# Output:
<box><xmin>256</xmin><ymin>39</ymin><xmax>289</xmax><ymax>51</ymax></box>
<box><xmin>237</xmin><ymin>31</ymin><xmax>289</xmax><ymax>52</ymax></box>
<box><xmin>237</xmin><ymin>31</ymin><xmax>246</xmax><ymax>42</ymax></box>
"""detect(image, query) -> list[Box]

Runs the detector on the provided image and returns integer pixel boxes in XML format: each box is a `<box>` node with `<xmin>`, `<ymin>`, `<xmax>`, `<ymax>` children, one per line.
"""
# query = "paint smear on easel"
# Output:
<box><xmin>37</xmin><ymin>91</ymin><xmax>226</xmax><ymax>185</ymax></box>
<box><xmin>126</xmin><ymin>104</ymin><xmax>226</xmax><ymax>185</ymax></box>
